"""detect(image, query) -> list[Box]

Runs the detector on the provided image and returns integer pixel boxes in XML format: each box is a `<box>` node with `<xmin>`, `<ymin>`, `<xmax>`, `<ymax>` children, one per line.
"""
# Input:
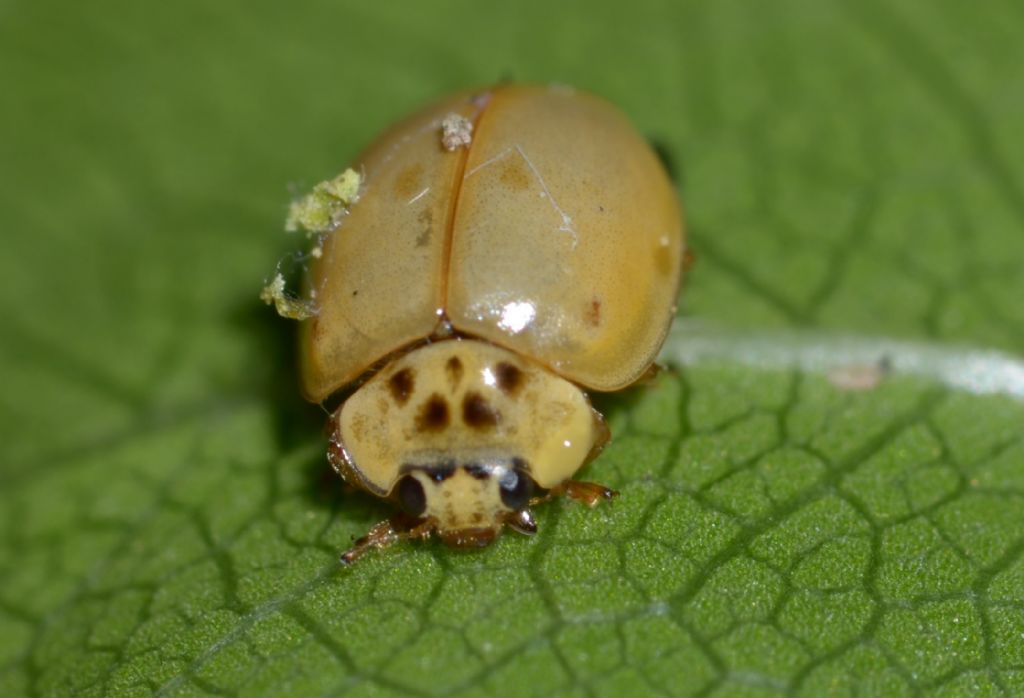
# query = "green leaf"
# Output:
<box><xmin>2</xmin><ymin>1</ymin><xmax>1023</xmax><ymax>696</ymax></box>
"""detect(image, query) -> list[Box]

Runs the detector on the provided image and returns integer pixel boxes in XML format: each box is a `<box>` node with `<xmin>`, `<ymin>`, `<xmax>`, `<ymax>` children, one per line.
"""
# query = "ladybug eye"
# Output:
<box><xmin>397</xmin><ymin>476</ymin><xmax>426</xmax><ymax>517</ymax></box>
<box><xmin>499</xmin><ymin>468</ymin><xmax>533</xmax><ymax>511</ymax></box>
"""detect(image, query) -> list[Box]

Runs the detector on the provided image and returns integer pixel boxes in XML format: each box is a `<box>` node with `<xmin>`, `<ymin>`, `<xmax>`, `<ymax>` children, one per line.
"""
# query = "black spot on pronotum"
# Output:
<box><xmin>416</xmin><ymin>393</ymin><xmax>450</xmax><ymax>432</ymax></box>
<box><xmin>388</xmin><ymin>368</ymin><xmax>414</xmax><ymax>405</ymax></box>
<box><xmin>463</xmin><ymin>391</ymin><xmax>500</xmax><ymax>428</ymax></box>
<box><xmin>495</xmin><ymin>362</ymin><xmax>523</xmax><ymax>395</ymax></box>
<box><xmin>498</xmin><ymin>468</ymin><xmax>533</xmax><ymax>510</ymax></box>
<box><xmin>397</xmin><ymin>476</ymin><xmax>426</xmax><ymax>517</ymax></box>
<box><xmin>446</xmin><ymin>356</ymin><xmax>463</xmax><ymax>388</ymax></box>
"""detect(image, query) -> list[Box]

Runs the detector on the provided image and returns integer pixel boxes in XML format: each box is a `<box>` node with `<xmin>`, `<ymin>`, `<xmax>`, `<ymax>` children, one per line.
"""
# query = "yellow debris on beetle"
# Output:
<box><xmin>275</xmin><ymin>84</ymin><xmax>686</xmax><ymax>564</ymax></box>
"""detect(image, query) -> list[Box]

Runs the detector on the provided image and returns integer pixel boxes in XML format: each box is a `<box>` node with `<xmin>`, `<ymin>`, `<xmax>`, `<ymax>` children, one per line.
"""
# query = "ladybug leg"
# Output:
<box><xmin>564</xmin><ymin>480</ymin><xmax>618</xmax><ymax>507</ymax></box>
<box><xmin>531</xmin><ymin>480</ymin><xmax>618</xmax><ymax>509</ymax></box>
<box><xmin>633</xmin><ymin>362</ymin><xmax>664</xmax><ymax>386</ymax></box>
<box><xmin>504</xmin><ymin>508</ymin><xmax>538</xmax><ymax>535</ymax></box>
<box><xmin>340</xmin><ymin>515</ymin><xmax>435</xmax><ymax>565</ymax></box>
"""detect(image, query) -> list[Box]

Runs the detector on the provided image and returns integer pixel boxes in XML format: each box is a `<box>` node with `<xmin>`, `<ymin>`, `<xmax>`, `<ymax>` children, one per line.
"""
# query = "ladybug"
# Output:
<box><xmin>287</xmin><ymin>84</ymin><xmax>684</xmax><ymax>563</ymax></box>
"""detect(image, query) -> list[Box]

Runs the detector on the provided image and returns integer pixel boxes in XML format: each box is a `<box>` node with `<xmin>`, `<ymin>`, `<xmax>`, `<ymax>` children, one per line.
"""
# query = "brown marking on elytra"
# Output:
<box><xmin>393</xmin><ymin>162</ymin><xmax>425</xmax><ymax>200</ymax></box>
<box><xmin>415</xmin><ymin>208</ymin><xmax>433</xmax><ymax>247</ymax></box>
<box><xmin>655</xmin><ymin>242</ymin><xmax>674</xmax><ymax>277</ymax></box>
<box><xmin>463</xmin><ymin>391</ymin><xmax>500</xmax><ymax>429</ymax></box>
<box><xmin>388</xmin><ymin>368</ymin><xmax>415</xmax><ymax>405</ymax></box>
<box><xmin>446</xmin><ymin>355</ymin><xmax>464</xmax><ymax>388</ymax></box>
<box><xmin>584</xmin><ymin>297</ymin><xmax>602</xmax><ymax>328</ymax></box>
<box><xmin>499</xmin><ymin>157</ymin><xmax>531</xmax><ymax>192</ymax></box>
<box><xmin>495</xmin><ymin>362</ymin><xmax>523</xmax><ymax>396</ymax></box>
<box><xmin>416</xmin><ymin>393</ymin><xmax>450</xmax><ymax>432</ymax></box>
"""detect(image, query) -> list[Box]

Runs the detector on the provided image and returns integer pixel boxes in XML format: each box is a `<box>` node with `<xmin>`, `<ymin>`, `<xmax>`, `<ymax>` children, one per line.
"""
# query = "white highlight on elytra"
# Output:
<box><xmin>464</xmin><ymin>144</ymin><xmax>578</xmax><ymax>247</ymax></box>
<box><xmin>464</xmin><ymin>147</ymin><xmax>513</xmax><ymax>178</ymax></box>
<box><xmin>514</xmin><ymin>144</ymin><xmax>578</xmax><ymax>245</ymax></box>
<box><xmin>407</xmin><ymin>187</ymin><xmax>430</xmax><ymax>205</ymax></box>
<box><xmin>659</xmin><ymin>321</ymin><xmax>1024</xmax><ymax>401</ymax></box>
<box><xmin>498</xmin><ymin>301</ymin><xmax>536</xmax><ymax>334</ymax></box>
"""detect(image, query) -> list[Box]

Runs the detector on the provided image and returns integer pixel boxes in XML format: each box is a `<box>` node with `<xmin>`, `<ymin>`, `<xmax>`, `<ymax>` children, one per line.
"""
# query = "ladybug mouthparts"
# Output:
<box><xmin>438</xmin><ymin>527</ymin><xmax>498</xmax><ymax>549</ymax></box>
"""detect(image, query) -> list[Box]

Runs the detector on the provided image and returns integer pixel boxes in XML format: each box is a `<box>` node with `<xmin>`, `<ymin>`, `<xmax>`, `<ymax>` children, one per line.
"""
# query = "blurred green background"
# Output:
<box><xmin>3</xmin><ymin>1</ymin><xmax>1024</xmax><ymax>696</ymax></box>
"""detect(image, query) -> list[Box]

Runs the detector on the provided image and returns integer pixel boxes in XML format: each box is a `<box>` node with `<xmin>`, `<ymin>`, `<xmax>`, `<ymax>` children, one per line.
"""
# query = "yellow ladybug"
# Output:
<box><xmin>294</xmin><ymin>84</ymin><xmax>684</xmax><ymax>563</ymax></box>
